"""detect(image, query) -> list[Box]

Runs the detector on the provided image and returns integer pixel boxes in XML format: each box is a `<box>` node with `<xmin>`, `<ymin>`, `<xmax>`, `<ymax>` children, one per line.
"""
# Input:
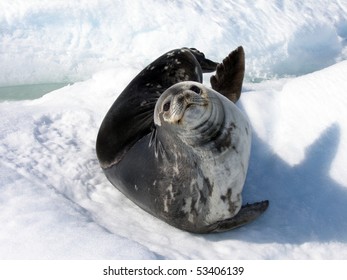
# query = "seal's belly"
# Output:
<box><xmin>203</xmin><ymin>147</ymin><xmax>248</xmax><ymax>223</ymax></box>
<box><xmin>198</xmin><ymin>102</ymin><xmax>252</xmax><ymax>224</ymax></box>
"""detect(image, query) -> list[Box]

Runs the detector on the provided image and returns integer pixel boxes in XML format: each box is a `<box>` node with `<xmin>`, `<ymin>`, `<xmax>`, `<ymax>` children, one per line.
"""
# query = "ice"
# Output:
<box><xmin>1</xmin><ymin>0</ymin><xmax>347</xmax><ymax>259</ymax></box>
<box><xmin>1</xmin><ymin>0</ymin><xmax>346</xmax><ymax>86</ymax></box>
<box><xmin>242</xmin><ymin>61</ymin><xmax>347</xmax><ymax>186</ymax></box>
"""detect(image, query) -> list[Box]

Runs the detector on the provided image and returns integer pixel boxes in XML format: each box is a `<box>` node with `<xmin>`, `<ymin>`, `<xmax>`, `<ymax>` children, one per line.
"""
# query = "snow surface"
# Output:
<box><xmin>1</xmin><ymin>0</ymin><xmax>347</xmax><ymax>259</ymax></box>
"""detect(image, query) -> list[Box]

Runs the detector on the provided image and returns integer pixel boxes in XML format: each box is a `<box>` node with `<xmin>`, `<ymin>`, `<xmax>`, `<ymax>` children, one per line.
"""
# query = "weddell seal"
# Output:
<box><xmin>96</xmin><ymin>47</ymin><xmax>269</xmax><ymax>233</ymax></box>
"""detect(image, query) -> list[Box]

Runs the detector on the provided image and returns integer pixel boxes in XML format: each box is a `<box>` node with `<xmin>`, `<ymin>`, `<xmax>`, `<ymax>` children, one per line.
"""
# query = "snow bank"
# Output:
<box><xmin>0</xmin><ymin>74</ymin><xmax>157</xmax><ymax>259</ymax></box>
<box><xmin>243</xmin><ymin>61</ymin><xmax>347</xmax><ymax>186</ymax></box>
<box><xmin>0</xmin><ymin>164</ymin><xmax>156</xmax><ymax>259</ymax></box>
<box><xmin>1</xmin><ymin>0</ymin><xmax>346</xmax><ymax>86</ymax></box>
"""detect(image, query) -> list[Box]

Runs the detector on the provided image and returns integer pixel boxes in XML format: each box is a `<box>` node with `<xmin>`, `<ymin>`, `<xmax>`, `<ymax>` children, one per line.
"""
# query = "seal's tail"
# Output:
<box><xmin>207</xmin><ymin>200</ymin><xmax>269</xmax><ymax>233</ymax></box>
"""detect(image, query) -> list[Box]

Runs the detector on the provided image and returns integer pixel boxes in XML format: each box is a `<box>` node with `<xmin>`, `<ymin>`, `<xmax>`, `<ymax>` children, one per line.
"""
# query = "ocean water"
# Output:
<box><xmin>0</xmin><ymin>83</ymin><xmax>69</xmax><ymax>101</ymax></box>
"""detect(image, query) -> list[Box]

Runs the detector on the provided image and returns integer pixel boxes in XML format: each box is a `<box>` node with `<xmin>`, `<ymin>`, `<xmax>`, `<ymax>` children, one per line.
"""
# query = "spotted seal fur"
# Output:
<box><xmin>96</xmin><ymin>47</ymin><xmax>269</xmax><ymax>233</ymax></box>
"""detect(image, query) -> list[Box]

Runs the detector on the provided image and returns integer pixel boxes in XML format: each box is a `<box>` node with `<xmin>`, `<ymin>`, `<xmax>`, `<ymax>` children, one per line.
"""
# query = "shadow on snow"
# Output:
<box><xmin>206</xmin><ymin>123</ymin><xmax>347</xmax><ymax>244</ymax></box>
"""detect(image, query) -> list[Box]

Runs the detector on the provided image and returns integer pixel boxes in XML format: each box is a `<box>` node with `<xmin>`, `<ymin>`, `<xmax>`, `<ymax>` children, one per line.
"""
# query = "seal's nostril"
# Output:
<box><xmin>163</xmin><ymin>101</ymin><xmax>171</xmax><ymax>112</ymax></box>
<box><xmin>190</xmin><ymin>85</ymin><xmax>201</xmax><ymax>94</ymax></box>
<box><xmin>177</xmin><ymin>95</ymin><xmax>185</xmax><ymax>103</ymax></box>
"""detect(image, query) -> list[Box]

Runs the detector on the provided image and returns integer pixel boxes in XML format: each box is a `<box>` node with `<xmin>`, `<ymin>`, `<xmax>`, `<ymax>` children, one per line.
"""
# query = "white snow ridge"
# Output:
<box><xmin>1</xmin><ymin>0</ymin><xmax>347</xmax><ymax>259</ymax></box>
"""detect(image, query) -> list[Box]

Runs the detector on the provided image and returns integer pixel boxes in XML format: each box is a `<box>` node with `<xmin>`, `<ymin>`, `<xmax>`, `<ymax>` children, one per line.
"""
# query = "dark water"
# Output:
<box><xmin>0</xmin><ymin>83</ymin><xmax>70</xmax><ymax>101</ymax></box>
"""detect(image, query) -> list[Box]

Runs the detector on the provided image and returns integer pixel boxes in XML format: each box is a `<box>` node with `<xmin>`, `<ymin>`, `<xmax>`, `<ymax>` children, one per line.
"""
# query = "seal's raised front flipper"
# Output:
<box><xmin>210</xmin><ymin>46</ymin><xmax>245</xmax><ymax>103</ymax></box>
<box><xmin>208</xmin><ymin>200</ymin><xmax>269</xmax><ymax>233</ymax></box>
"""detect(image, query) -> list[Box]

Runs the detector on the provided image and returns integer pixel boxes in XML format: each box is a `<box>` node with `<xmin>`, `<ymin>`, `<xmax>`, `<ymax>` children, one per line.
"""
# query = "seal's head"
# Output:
<box><xmin>154</xmin><ymin>81</ymin><xmax>225</xmax><ymax>147</ymax></box>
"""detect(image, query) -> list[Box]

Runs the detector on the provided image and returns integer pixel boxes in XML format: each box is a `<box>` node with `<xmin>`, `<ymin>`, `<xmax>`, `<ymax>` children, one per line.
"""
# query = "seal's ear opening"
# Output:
<box><xmin>210</xmin><ymin>46</ymin><xmax>245</xmax><ymax>103</ymax></box>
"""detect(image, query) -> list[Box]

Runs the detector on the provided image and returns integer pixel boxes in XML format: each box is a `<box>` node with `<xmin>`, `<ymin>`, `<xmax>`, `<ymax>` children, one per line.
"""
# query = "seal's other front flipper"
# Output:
<box><xmin>208</xmin><ymin>200</ymin><xmax>269</xmax><ymax>233</ymax></box>
<box><xmin>210</xmin><ymin>46</ymin><xmax>245</xmax><ymax>103</ymax></box>
<box><xmin>189</xmin><ymin>48</ymin><xmax>218</xmax><ymax>73</ymax></box>
<box><xmin>200</xmin><ymin>58</ymin><xmax>219</xmax><ymax>72</ymax></box>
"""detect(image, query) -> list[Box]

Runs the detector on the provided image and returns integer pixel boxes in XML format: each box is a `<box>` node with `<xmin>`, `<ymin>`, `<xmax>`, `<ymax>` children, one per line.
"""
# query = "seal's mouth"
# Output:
<box><xmin>168</xmin><ymin>90</ymin><xmax>208</xmax><ymax>124</ymax></box>
<box><xmin>156</xmin><ymin>82</ymin><xmax>217</xmax><ymax>128</ymax></box>
<box><xmin>182</xmin><ymin>99</ymin><xmax>208</xmax><ymax>120</ymax></box>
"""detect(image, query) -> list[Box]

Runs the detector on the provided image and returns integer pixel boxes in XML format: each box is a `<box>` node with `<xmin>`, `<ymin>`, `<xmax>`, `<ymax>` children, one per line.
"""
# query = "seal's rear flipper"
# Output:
<box><xmin>210</xmin><ymin>46</ymin><xmax>245</xmax><ymax>103</ymax></box>
<box><xmin>209</xmin><ymin>200</ymin><xmax>269</xmax><ymax>233</ymax></box>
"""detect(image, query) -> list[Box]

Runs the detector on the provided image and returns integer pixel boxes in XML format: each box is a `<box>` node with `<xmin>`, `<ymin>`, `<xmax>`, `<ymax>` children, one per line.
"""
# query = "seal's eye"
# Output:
<box><xmin>163</xmin><ymin>101</ymin><xmax>171</xmax><ymax>112</ymax></box>
<box><xmin>190</xmin><ymin>85</ymin><xmax>201</xmax><ymax>94</ymax></box>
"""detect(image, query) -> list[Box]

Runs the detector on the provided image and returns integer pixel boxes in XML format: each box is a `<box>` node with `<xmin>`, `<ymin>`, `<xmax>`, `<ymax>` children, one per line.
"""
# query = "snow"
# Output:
<box><xmin>1</xmin><ymin>0</ymin><xmax>347</xmax><ymax>259</ymax></box>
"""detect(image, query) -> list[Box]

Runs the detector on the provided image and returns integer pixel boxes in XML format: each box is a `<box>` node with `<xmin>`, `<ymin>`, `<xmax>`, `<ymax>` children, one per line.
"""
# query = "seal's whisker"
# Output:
<box><xmin>170</xmin><ymin>105</ymin><xmax>183</xmax><ymax>118</ymax></box>
<box><xmin>133</xmin><ymin>110</ymin><xmax>153</xmax><ymax>120</ymax></box>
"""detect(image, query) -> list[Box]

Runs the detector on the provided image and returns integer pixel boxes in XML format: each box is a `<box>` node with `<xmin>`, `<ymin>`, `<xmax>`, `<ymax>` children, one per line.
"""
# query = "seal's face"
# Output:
<box><xmin>154</xmin><ymin>81</ymin><xmax>225</xmax><ymax>146</ymax></box>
